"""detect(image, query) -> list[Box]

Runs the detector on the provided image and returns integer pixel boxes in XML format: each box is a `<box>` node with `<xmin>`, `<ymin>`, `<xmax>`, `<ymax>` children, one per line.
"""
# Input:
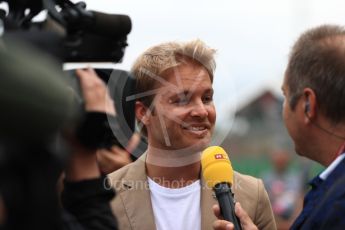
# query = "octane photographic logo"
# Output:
<box><xmin>107</xmin><ymin>61</ymin><xmax>237</xmax><ymax>168</ymax></box>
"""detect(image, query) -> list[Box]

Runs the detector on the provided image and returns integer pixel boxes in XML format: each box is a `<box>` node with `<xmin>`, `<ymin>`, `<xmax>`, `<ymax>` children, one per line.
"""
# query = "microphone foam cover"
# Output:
<box><xmin>201</xmin><ymin>146</ymin><xmax>234</xmax><ymax>188</ymax></box>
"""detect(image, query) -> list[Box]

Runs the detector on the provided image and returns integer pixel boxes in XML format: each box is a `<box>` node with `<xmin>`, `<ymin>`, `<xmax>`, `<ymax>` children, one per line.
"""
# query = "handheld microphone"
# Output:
<box><xmin>201</xmin><ymin>146</ymin><xmax>242</xmax><ymax>230</ymax></box>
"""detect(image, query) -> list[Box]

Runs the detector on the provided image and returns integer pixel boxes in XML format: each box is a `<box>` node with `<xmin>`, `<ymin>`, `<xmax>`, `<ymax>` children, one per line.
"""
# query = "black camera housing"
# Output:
<box><xmin>1</xmin><ymin>0</ymin><xmax>137</xmax><ymax>150</ymax></box>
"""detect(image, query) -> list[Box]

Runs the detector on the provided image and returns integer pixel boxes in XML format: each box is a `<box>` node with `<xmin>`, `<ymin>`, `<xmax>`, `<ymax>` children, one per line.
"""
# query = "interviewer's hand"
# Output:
<box><xmin>213</xmin><ymin>203</ymin><xmax>258</xmax><ymax>230</ymax></box>
<box><xmin>97</xmin><ymin>133</ymin><xmax>140</xmax><ymax>174</ymax></box>
<box><xmin>76</xmin><ymin>68</ymin><xmax>115</xmax><ymax>115</ymax></box>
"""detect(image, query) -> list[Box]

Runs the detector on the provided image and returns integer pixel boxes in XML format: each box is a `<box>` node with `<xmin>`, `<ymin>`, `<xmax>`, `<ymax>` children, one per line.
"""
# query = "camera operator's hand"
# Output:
<box><xmin>213</xmin><ymin>203</ymin><xmax>258</xmax><ymax>230</ymax></box>
<box><xmin>75</xmin><ymin>67</ymin><xmax>136</xmax><ymax>174</ymax></box>
<box><xmin>97</xmin><ymin>133</ymin><xmax>140</xmax><ymax>174</ymax></box>
<box><xmin>76</xmin><ymin>68</ymin><xmax>116</xmax><ymax>115</ymax></box>
<box><xmin>65</xmin><ymin>67</ymin><xmax>117</xmax><ymax>181</ymax></box>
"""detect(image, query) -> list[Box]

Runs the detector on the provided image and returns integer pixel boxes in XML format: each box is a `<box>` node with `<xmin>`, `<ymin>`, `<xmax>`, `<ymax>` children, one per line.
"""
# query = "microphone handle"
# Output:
<box><xmin>214</xmin><ymin>183</ymin><xmax>242</xmax><ymax>230</ymax></box>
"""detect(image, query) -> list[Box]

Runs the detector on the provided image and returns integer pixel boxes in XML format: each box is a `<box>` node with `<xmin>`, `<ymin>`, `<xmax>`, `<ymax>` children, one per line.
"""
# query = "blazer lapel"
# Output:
<box><xmin>119</xmin><ymin>154</ymin><xmax>156</xmax><ymax>230</ymax></box>
<box><xmin>200</xmin><ymin>177</ymin><xmax>217</xmax><ymax>230</ymax></box>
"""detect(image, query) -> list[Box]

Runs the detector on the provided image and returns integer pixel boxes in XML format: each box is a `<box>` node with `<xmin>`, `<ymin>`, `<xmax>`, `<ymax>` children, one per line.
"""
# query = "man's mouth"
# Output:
<box><xmin>181</xmin><ymin>124</ymin><xmax>210</xmax><ymax>136</ymax></box>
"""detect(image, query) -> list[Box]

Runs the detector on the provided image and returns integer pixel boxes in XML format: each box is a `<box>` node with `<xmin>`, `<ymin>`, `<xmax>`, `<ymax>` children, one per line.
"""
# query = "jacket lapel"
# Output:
<box><xmin>200</xmin><ymin>177</ymin><xmax>217</xmax><ymax>230</ymax></box>
<box><xmin>119</xmin><ymin>154</ymin><xmax>156</xmax><ymax>230</ymax></box>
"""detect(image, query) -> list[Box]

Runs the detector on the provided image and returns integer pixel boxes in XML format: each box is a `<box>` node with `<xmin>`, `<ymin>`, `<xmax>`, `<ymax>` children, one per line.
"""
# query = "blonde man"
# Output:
<box><xmin>108</xmin><ymin>40</ymin><xmax>276</xmax><ymax>230</ymax></box>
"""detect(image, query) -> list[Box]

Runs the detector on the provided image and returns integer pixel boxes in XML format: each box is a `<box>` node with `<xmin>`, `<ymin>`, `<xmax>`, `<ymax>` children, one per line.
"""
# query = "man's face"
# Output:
<box><xmin>281</xmin><ymin>74</ymin><xmax>305</xmax><ymax>156</ymax></box>
<box><xmin>145</xmin><ymin>62</ymin><xmax>216</xmax><ymax>152</ymax></box>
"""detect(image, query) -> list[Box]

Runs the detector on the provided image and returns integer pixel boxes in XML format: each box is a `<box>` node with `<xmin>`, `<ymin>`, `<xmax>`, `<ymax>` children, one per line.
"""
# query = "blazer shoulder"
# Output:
<box><xmin>234</xmin><ymin>171</ymin><xmax>261</xmax><ymax>184</ymax></box>
<box><xmin>233</xmin><ymin>171</ymin><xmax>264</xmax><ymax>194</ymax></box>
<box><xmin>233</xmin><ymin>171</ymin><xmax>260</xmax><ymax>212</ymax></box>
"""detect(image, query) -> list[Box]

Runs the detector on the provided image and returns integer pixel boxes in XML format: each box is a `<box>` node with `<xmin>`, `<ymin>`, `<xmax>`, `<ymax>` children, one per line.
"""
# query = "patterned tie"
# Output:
<box><xmin>290</xmin><ymin>176</ymin><xmax>324</xmax><ymax>230</ymax></box>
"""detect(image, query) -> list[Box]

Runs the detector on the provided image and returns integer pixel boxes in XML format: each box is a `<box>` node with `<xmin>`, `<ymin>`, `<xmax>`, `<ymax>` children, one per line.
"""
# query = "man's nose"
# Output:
<box><xmin>190</xmin><ymin>100</ymin><xmax>208</xmax><ymax>118</ymax></box>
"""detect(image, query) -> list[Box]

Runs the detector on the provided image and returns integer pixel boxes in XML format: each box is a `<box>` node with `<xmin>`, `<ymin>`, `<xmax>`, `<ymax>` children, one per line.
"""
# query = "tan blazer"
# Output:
<box><xmin>108</xmin><ymin>154</ymin><xmax>276</xmax><ymax>230</ymax></box>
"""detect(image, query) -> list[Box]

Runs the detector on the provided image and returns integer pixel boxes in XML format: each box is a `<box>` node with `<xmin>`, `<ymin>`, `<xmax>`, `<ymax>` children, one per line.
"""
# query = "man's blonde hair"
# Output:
<box><xmin>131</xmin><ymin>39</ymin><xmax>216</xmax><ymax>136</ymax></box>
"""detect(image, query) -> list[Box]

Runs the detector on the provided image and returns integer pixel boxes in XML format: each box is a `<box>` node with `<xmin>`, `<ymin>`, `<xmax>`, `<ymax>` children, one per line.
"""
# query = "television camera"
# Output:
<box><xmin>0</xmin><ymin>0</ymin><xmax>137</xmax><ymax>149</ymax></box>
<box><xmin>0</xmin><ymin>1</ymin><xmax>137</xmax><ymax>229</ymax></box>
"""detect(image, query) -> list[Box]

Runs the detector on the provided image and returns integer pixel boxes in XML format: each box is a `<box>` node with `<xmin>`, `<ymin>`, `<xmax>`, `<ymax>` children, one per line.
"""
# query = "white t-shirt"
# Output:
<box><xmin>147</xmin><ymin>177</ymin><xmax>201</xmax><ymax>230</ymax></box>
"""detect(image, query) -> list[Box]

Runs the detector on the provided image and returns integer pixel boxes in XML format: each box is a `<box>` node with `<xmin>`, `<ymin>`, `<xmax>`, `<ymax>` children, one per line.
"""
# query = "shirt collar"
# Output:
<box><xmin>319</xmin><ymin>153</ymin><xmax>345</xmax><ymax>180</ymax></box>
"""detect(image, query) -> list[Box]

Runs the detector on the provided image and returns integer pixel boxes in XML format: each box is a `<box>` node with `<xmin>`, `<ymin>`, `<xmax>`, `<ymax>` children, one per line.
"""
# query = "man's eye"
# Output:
<box><xmin>203</xmin><ymin>95</ymin><xmax>213</xmax><ymax>104</ymax></box>
<box><xmin>175</xmin><ymin>97</ymin><xmax>189</xmax><ymax>105</ymax></box>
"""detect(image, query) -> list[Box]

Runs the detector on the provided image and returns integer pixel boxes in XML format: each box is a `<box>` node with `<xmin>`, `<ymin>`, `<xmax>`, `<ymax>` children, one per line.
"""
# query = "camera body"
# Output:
<box><xmin>1</xmin><ymin>0</ymin><xmax>132</xmax><ymax>63</ymax></box>
<box><xmin>0</xmin><ymin>0</ymin><xmax>137</xmax><ymax>150</ymax></box>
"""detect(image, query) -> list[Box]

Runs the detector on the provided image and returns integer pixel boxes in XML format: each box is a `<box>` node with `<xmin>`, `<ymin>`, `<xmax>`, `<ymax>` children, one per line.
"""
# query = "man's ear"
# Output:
<box><xmin>303</xmin><ymin>88</ymin><xmax>317</xmax><ymax>122</ymax></box>
<box><xmin>135</xmin><ymin>101</ymin><xmax>150</xmax><ymax>125</ymax></box>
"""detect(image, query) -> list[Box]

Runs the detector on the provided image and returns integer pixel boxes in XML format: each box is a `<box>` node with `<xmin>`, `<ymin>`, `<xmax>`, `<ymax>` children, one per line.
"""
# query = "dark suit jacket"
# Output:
<box><xmin>108</xmin><ymin>154</ymin><xmax>276</xmax><ymax>230</ymax></box>
<box><xmin>291</xmin><ymin>155</ymin><xmax>345</xmax><ymax>230</ymax></box>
